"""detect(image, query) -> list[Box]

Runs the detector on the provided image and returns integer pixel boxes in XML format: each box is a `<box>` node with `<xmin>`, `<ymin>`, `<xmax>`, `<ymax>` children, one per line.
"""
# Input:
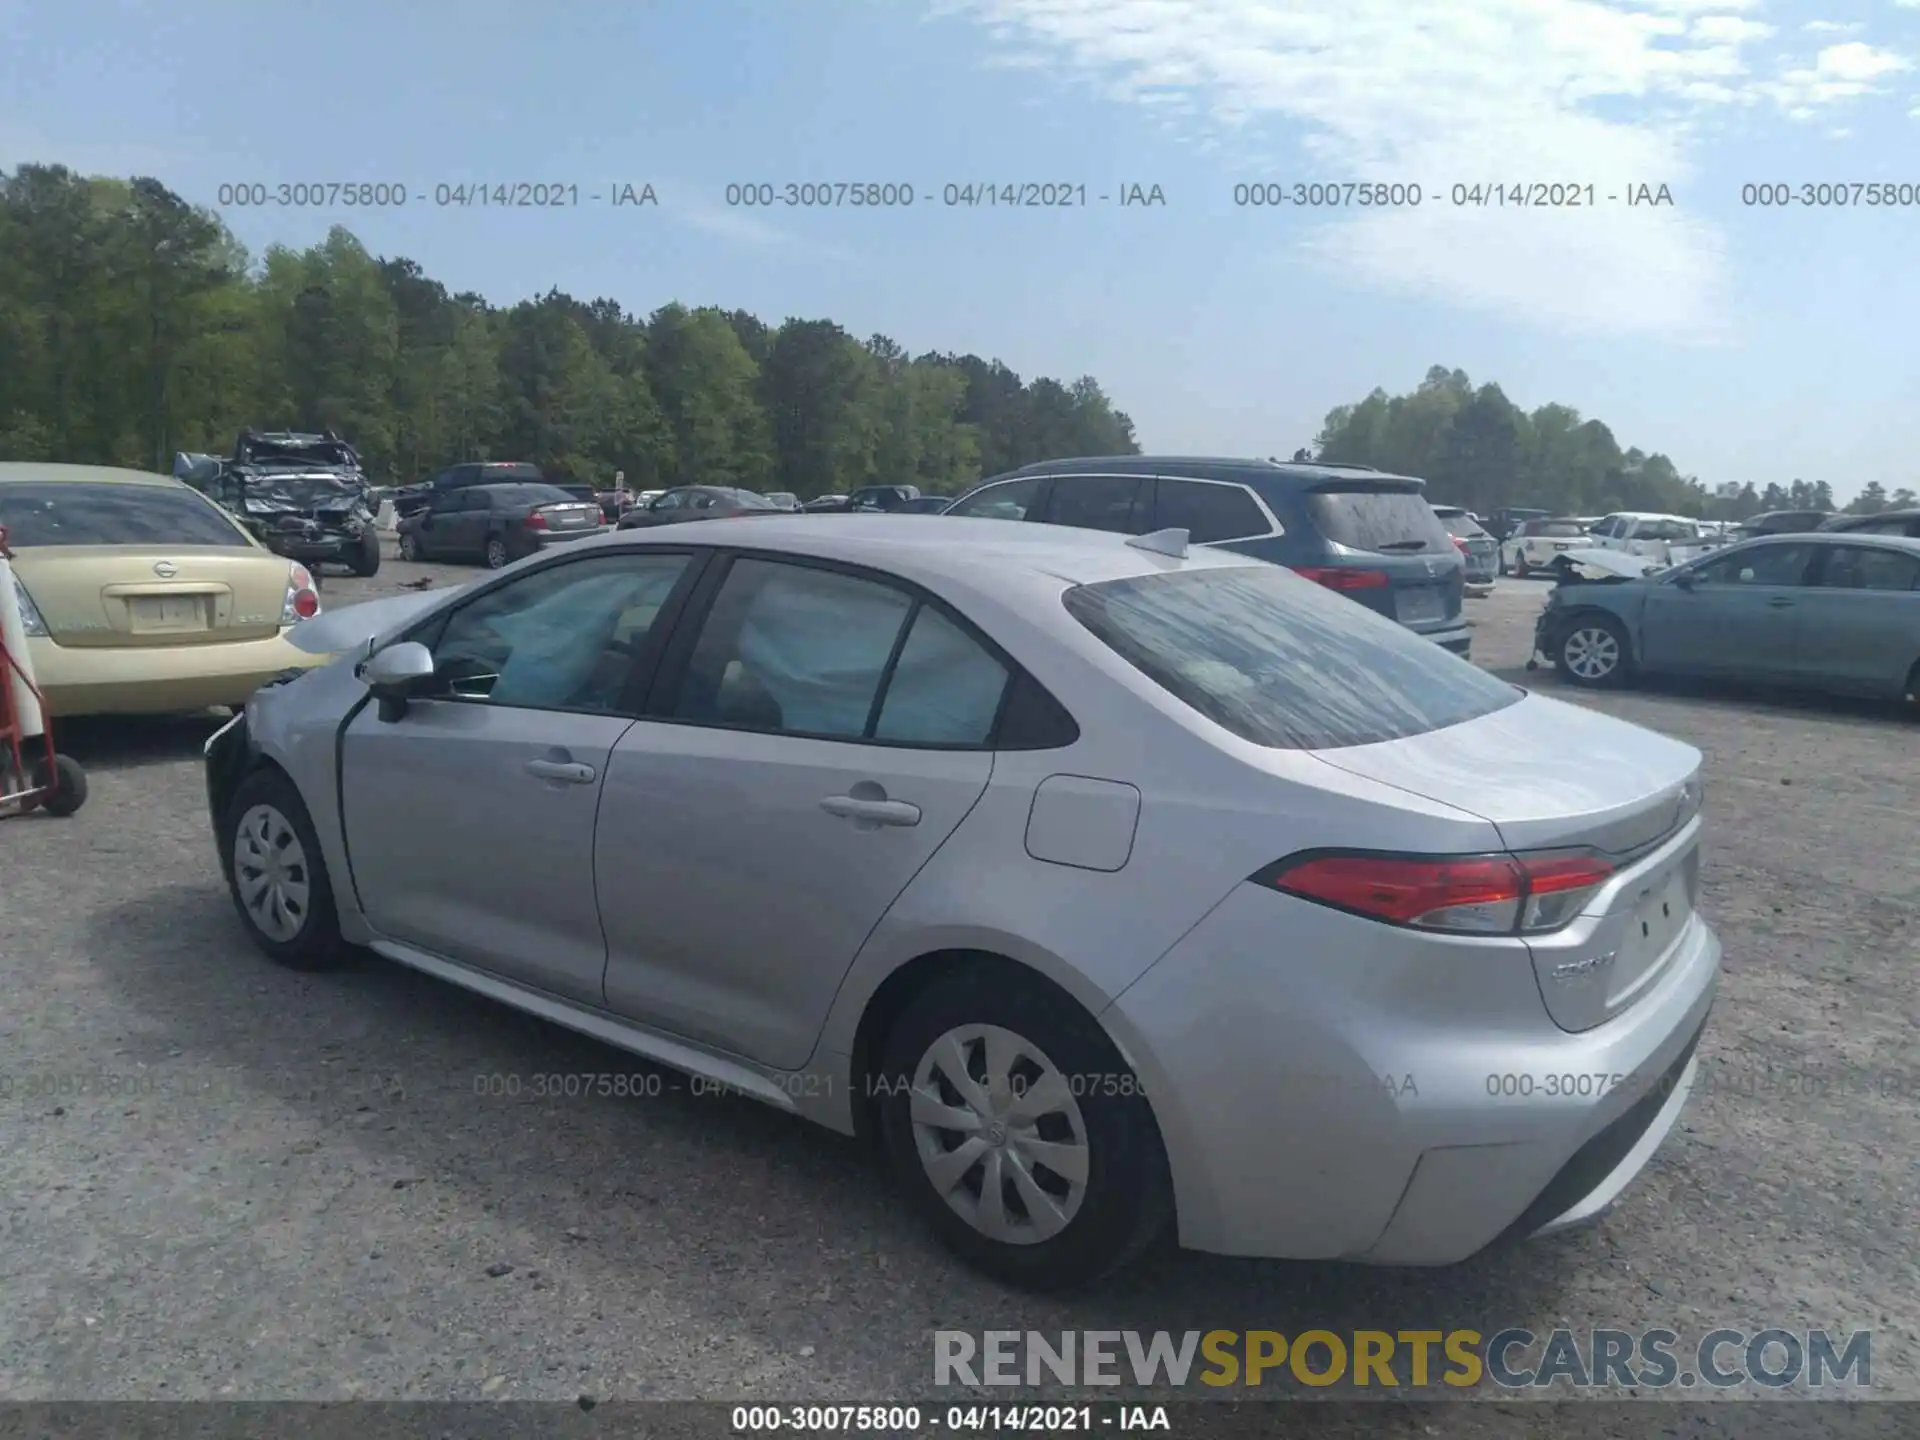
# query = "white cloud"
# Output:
<box><xmin>1802</xmin><ymin>21</ymin><xmax>1859</xmax><ymax>34</ymax></box>
<box><xmin>1762</xmin><ymin>41</ymin><xmax>1913</xmax><ymax>108</ymax></box>
<box><xmin>938</xmin><ymin>2</ymin><xmax>1920</xmax><ymax>342</ymax></box>
<box><xmin>669</xmin><ymin>198</ymin><xmax>857</xmax><ymax>261</ymax></box>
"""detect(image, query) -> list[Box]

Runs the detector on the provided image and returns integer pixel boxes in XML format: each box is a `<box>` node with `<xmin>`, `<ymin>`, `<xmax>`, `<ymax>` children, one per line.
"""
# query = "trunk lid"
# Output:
<box><xmin>536</xmin><ymin>503</ymin><xmax>603</xmax><ymax>531</ymax></box>
<box><xmin>1297</xmin><ymin>482</ymin><xmax>1465</xmax><ymax>629</ymax></box>
<box><xmin>12</xmin><ymin>546</ymin><xmax>293</xmax><ymax>647</ymax></box>
<box><xmin>1311</xmin><ymin>691</ymin><xmax>1705</xmax><ymax>1031</ymax></box>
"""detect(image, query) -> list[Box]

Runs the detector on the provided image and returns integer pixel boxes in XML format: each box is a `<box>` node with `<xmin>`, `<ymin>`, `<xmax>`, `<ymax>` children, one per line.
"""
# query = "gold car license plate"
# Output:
<box><xmin>130</xmin><ymin>595</ymin><xmax>205</xmax><ymax>632</ymax></box>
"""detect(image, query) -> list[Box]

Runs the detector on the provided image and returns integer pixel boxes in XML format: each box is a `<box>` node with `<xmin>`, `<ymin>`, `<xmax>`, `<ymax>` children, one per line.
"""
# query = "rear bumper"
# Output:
<box><xmin>1414</xmin><ymin>621</ymin><xmax>1473</xmax><ymax>657</ymax></box>
<box><xmin>1102</xmin><ymin>883</ymin><xmax>1719</xmax><ymax>1264</ymax></box>
<box><xmin>25</xmin><ymin>632</ymin><xmax>327</xmax><ymax>718</ymax></box>
<box><xmin>263</xmin><ymin>530</ymin><xmax>367</xmax><ymax>563</ymax></box>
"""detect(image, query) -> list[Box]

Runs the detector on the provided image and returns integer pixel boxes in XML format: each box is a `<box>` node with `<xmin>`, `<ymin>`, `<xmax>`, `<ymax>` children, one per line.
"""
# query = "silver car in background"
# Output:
<box><xmin>206</xmin><ymin>516</ymin><xmax>1718</xmax><ymax>1289</ymax></box>
<box><xmin>1534</xmin><ymin>531</ymin><xmax>1920</xmax><ymax>701</ymax></box>
<box><xmin>1431</xmin><ymin>505</ymin><xmax>1498</xmax><ymax>596</ymax></box>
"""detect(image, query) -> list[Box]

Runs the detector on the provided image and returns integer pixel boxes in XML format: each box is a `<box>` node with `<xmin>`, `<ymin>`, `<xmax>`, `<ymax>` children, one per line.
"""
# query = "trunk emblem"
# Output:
<box><xmin>1553</xmin><ymin>951</ymin><xmax>1616</xmax><ymax>981</ymax></box>
<box><xmin>153</xmin><ymin>560</ymin><xmax>178</xmax><ymax>578</ymax></box>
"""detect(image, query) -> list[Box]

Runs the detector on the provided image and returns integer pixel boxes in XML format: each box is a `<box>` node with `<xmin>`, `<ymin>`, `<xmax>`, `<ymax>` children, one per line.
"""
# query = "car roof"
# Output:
<box><xmin>987</xmin><ymin>455</ymin><xmax>1428</xmax><ymax>489</ymax></box>
<box><xmin>1726</xmin><ymin>530</ymin><xmax>1920</xmax><ymax>553</ymax></box>
<box><xmin>601</xmin><ymin>513</ymin><xmax>1265</xmax><ymax>586</ymax></box>
<box><xmin>0</xmin><ymin>461</ymin><xmax>179</xmax><ymax>487</ymax></box>
<box><xmin>1822</xmin><ymin>508</ymin><xmax>1920</xmax><ymax>528</ymax></box>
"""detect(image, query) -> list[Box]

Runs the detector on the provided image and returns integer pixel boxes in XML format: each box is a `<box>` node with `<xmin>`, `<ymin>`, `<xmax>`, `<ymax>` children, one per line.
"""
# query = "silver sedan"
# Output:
<box><xmin>205</xmin><ymin>516</ymin><xmax>1719</xmax><ymax>1289</ymax></box>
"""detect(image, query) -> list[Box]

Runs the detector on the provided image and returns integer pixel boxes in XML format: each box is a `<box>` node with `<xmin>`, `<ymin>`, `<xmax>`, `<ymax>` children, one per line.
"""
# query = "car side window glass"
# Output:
<box><xmin>671</xmin><ymin>559</ymin><xmax>912</xmax><ymax>737</ymax></box>
<box><xmin>427</xmin><ymin>553</ymin><xmax>691</xmax><ymax>712</ymax></box>
<box><xmin>946</xmin><ymin>476</ymin><xmax>1048</xmax><ymax>521</ymax></box>
<box><xmin>1153</xmin><ymin>479</ymin><xmax>1269</xmax><ymax>543</ymax></box>
<box><xmin>1821</xmin><ymin>546</ymin><xmax>1920</xmax><ymax>592</ymax></box>
<box><xmin>1695</xmin><ymin>543</ymin><xmax>1812</xmax><ymax>586</ymax></box>
<box><xmin>1044</xmin><ymin>475</ymin><xmax>1148</xmax><ymax>534</ymax></box>
<box><xmin>873</xmin><ymin>604</ymin><xmax>1010</xmax><ymax>745</ymax></box>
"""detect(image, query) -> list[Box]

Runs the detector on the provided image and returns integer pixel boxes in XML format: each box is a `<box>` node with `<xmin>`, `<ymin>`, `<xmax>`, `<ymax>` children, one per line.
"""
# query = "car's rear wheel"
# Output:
<box><xmin>875</xmin><ymin>964</ymin><xmax>1172</xmax><ymax>1291</ymax></box>
<box><xmin>224</xmin><ymin>768</ymin><xmax>347</xmax><ymax>970</ymax></box>
<box><xmin>349</xmin><ymin>528</ymin><xmax>382</xmax><ymax>576</ymax></box>
<box><xmin>1513</xmin><ymin>551</ymin><xmax>1531</xmax><ymax>577</ymax></box>
<box><xmin>398</xmin><ymin>530</ymin><xmax>421</xmax><ymax>562</ymax></box>
<box><xmin>1556</xmin><ymin>614</ymin><xmax>1632</xmax><ymax>689</ymax></box>
<box><xmin>485</xmin><ymin>535</ymin><xmax>509</xmax><ymax>569</ymax></box>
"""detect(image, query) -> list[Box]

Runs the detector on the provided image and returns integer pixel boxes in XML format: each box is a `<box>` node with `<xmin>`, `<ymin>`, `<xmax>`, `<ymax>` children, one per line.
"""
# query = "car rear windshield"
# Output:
<box><xmin>1434</xmin><ymin>511</ymin><xmax>1488</xmax><ymax>539</ymax></box>
<box><xmin>1304</xmin><ymin>485</ymin><xmax>1454</xmax><ymax>554</ymax></box>
<box><xmin>477</xmin><ymin>463</ymin><xmax>543</xmax><ymax>481</ymax></box>
<box><xmin>490</xmin><ymin>484</ymin><xmax>575</xmax><ymax>505</ymax></box>
<box><xmin>1532</xmin><ymin>521</ymin><xmax>1589</xmax><ymax>537</ymax></box>
<box><xmin>1062</xmin><ymin>564</ymin><xmax>1520</xmax><ymax>750</ymax></box>
<box><xmin>0</xmin><ymin>481</ymin><xmax>250</xmax><ymax>547</ymax></box>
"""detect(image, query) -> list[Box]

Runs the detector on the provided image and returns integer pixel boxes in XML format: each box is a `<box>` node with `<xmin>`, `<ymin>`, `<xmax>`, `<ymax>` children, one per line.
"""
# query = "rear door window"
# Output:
<box><xmin>1302</xmin><ymin>486</ymin><xmax>1451</xmax><ymax>554</ymax></box>
<box><xmin>0</xmin><ymin>481</ymin><xmax>251</xmax><ymax>547</ymax></box>
<box><xmin>1062</xmin><ymin>564</ymin><xmax>1519</xmax><ymax>749</ymax></box>
<box><xmin>1044</xmin><ymin>475</ymin><xmax>1150</xmax><ymax>534</ymax></box>
<box><xmin>1692</xmin><ymin>543</ymin><xmax>1814</xmax><ymax>587</ymax></box>
<box><xmin>945</xmin><ymin>476</ymin><xmax>1051</xmax><ymax>522</ymax></box>
<box><xmin>1152</xmin><ymin>479</ymin><xmax>1270</xmax><ymax>543</ymax></box>
<box><xmin>1818</xmin><ymin>545</ymin><xmax>1920</xmax><ymax>592</ymax></box>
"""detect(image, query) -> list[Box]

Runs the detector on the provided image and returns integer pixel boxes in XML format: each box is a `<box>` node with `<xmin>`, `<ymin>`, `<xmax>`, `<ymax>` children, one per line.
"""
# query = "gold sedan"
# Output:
<box><xmin>0</xmin><ymin>463</ymin><xmax>329</xmax><ymax>718</ymax></box>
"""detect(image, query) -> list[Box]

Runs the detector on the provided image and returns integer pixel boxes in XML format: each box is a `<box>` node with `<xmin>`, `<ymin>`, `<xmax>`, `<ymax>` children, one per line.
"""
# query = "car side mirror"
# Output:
<box><xmin>1672</xmin><ymin>571</ymin><xmax>1696</xmax><ymax>590</ymax></box>
<box><xmin>360</xmin><ymin>641</ymin><xmax>436</xmax><ymax>721</ymax></box>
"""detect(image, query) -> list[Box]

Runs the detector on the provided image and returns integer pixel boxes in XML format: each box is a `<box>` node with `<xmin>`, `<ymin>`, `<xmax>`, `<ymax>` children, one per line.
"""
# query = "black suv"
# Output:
<box><xmin>1816</xmin><ymin>509</ymin><xmax>1920</xmax><ymax>539</ymax></box>
<box><xmin>942</xmin><ymin>456</ymin><xmax>1470</xmax><ymax>654</ymax></box>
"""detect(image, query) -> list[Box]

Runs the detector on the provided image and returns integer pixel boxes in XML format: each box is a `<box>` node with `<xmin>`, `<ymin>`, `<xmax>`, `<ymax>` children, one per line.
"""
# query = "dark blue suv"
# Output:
<box><xmin>941</xmin><ymin>456</ymin><xmax>1471</xmax><ymax>655</ymax></box>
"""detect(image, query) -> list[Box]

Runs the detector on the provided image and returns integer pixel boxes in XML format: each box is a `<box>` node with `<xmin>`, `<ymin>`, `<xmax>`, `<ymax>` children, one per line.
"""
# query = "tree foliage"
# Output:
<box><xmin>1313</xmin><ymin>365</ymin><xmax>1910</xmax><ymax>519</ymax></box>
<box><xmin>0</xmin><ymin>165</ymin><xmax>1139</xmax><ymax>494</ymax></box>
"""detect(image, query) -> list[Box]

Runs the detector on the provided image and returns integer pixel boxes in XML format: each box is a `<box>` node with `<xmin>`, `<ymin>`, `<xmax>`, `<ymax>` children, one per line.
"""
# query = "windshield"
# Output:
<box><xmin>1063</xmin><ymin>564</ymin><xmax>1520</xmax><ymax>749</ymax></box>
<box><xmin>725</xmin><ymin>490</ymin><xmax>777</xmax><ymax>509</ymax></box>
<box><xmin>492</xmin><ymin>484</ymin><xmax>576</xmax><ymax>505</ymax></box>
<box><xmin>0</xmin><ymin>481</ymin><xmax>251</xmax><ymax>547</ymax></box>
<box><xmin>1305</xmin><ymin>486</ymin><xmax>1454</xmax><ymax>553</ymax></box>
<box><xmin>1434</xmin><ymin>511</ymin><xmax>1488</xmax><ymax>539</ymax></box>
<box><xmin>240</xmin><ymin>435</ymin><xmax>359</xmax><ymax>468</ymax></box>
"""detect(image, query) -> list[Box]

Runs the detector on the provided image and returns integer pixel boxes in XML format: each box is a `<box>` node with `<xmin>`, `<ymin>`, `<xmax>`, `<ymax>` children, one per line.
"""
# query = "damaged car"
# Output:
<box><xmin>1529</xmin><ymin>534</ymin><xmax>1920</xmax><ymax>703</ymax></box>
<box><xmin>175</xmin><ymin>430</ymin><xmax>382</xmax><ymax>578</ymax></box>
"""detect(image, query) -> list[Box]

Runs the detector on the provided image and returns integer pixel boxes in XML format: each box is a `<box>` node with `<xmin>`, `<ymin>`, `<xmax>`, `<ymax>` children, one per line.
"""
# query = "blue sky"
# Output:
<box><xmin>4</xmin><ymin>0</ymin><xmax>1919</xmax><ymax>501</ymax></box>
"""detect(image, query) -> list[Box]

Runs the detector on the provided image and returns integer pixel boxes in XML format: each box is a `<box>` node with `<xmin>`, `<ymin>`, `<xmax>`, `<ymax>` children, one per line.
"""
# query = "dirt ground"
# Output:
<box><xmin>2</xmin><ymin>539</ymin><xmax>1913</xmax><ymax>1418</ymax></box>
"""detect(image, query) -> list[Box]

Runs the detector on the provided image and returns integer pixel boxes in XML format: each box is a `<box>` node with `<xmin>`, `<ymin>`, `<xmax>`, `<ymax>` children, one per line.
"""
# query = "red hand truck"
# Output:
<box><xmin>0</xmin><ymin>522</ymin><xmax>88</xmax><ymax>818</ymax></box>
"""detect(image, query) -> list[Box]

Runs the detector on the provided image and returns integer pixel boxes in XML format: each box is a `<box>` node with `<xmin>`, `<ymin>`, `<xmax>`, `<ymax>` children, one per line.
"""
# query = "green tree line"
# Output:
<box><xmin>0</xmin><ymin>164</ymin><xmax>1139</xmax><ymax>496</ymax></box>
<box><xmin>1312</xmin><ymin>366</ymin><xmax>1915</xmax><ymax>519</ymax></box>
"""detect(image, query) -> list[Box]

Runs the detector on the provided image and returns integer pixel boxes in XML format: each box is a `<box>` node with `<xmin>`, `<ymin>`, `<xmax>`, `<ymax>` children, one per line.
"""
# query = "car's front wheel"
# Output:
<box><xmin>224</xmin><ymin>768</ymin><xmax>348</xmax><ymax>970</ymax></box>
<box><xmin>1556</xmin><ymin>614</ymin><xmax>1632</xmax><ymax>689</ymax></box>
<box><xmin>349</xmin><ymin>528</ymin><xmax>382</xmax><ymax>576</ymax></box>
<box><xmin>398</xmin><ymin>530</ymin><xmax>422</xmax><ymax>561</ymax></box>
<box><xmin>876</xmin><ymin>964</ymin><xmax>1172</xmax><ymax>1291</ymax></box>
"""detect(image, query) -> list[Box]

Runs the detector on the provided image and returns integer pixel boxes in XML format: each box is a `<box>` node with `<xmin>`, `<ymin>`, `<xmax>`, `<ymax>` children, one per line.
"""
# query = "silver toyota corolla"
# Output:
<box><xmin>204</xmin><ymin>515</ymin><xmax>1719</xmax><ymax>1290</ymax></box>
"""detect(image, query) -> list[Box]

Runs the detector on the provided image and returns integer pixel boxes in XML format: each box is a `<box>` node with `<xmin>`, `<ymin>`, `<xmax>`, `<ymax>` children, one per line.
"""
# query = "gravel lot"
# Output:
<box><xmin>3</xmin><ymin>538</ymin><xmax>1915</xmax><ymax>1412</ymax></box>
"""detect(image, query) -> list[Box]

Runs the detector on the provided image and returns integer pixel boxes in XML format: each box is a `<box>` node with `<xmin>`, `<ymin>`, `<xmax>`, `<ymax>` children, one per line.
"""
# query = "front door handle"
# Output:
<box><xmin>1766</xmin><ymin>596</ymin><xmax>1794</xmax><ymax>608</ymax></box>
<box><xmin>820</xmin><ymin>795</ymin><xmax>922</xmax><ymax>827</ymax></box>
<box><xmin>525</xmin><ymin>758</ymin><xmax>596</xmax><ymax>784</ymax></box>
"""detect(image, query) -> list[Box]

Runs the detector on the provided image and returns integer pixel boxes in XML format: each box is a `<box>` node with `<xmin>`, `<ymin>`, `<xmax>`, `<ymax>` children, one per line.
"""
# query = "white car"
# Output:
<box><xmin>1587</xmin><ymin>512</ymin><xmax>1711</xmax><ymax>568</ymax></box>
<box><xmin>1499</xmin><ymin>517</ymin><xmax>1594</xmax><ymax>577</ymax></box>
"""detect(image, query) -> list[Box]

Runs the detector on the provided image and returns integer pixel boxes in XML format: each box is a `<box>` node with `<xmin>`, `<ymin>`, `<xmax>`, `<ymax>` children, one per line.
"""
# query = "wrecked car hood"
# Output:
<box><xmin>287</xmin><ymin>585</ymin><xmax>463</xmax><ymax>655</ymax></box>
<box><xmin>235</xmin><ymin>470</ymin><xmax>370</xmax><ymax>514</ymax></box>
<box><xmin>1549</xmin><ymin>547</ymin><xmax>1657</xmax><ymax>580</ymax></box>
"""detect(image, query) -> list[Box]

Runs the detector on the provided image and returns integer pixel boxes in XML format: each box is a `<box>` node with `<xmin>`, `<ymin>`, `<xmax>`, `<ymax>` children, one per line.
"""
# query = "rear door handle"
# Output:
<box><xmin>1767</xmin><ymin>596</ymin><xmax>1794</xmax><ymax>608</ymax></box>
<box><xmin>820</xmin><ymin>795</ymin><xmax>922</xmax><ymax>827</ymax></box>
<box><xmin>525</xmin><ymin>759</ymin><xmax>596</xmax><ymax>784</ymax></box>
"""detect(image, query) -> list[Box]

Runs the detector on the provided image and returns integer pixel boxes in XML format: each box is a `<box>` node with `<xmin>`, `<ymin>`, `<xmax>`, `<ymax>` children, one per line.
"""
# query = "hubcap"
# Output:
<box><xmin>909</xmin><ymin>1023</ymin><xmax>1091</xmax><ymax>1245</ymax></box>
<box><xmin>233</xmin><ymin>803</ymin><xmax>311</xmax><ymax>942</ymax></box>
<box><xmin>487</xmin><ymin>540</ymin><xmax>506</xmax><ymax>567</ymax></box>
<box><xmin>1564</xmin><ymin>627</ymin><xmax>1619</xmax><ymax>680</ymax></box>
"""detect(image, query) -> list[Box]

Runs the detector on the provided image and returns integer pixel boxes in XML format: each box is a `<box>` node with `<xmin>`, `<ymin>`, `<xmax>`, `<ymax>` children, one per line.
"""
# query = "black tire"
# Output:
<box><xmin>398</xmin><ymin>530</ymin><xmax>422</xmax><ymax>562</ymax></box>
<box><xmin>1496</xmin><ymin>552</ymin><xmax>1510</xmax><ymax>577</ymax></box>
<box><xmin>34</xmin><ymin>752</ymin><xmax>87</xmax><ymax>817</ymax></box>
<box><xmin>1554</xmin><ymin>612</ymin><xmax>1633</xmax><ymax>690</ymax></box>
<box><xmin>349</xmin><ymin>528</ymin><xmax>382</xmax><ymax>577</ymax></box>
<box><xmin>1513</xmin><ymin>552</ymin><xmax>1531</xmax><ymax>578</ymax></box>
<box><xmin>1903</xmin><ymin>661</ymin><xmax>1920</xmax><ymax>713</ymax></box>
<box><xmin>484</xmin><ymin>534</ymin><xmax>510</xmax><ymax>569</ymax></box>
<box><xmin>222</xmin><ymin>767</ymin><xmax>348</xmax><ymax>970</ymax></box>
<box><xmin>875</xmin><ymin>963</ymin><xmax>1172</xmax><ymax>1292</ymax></box>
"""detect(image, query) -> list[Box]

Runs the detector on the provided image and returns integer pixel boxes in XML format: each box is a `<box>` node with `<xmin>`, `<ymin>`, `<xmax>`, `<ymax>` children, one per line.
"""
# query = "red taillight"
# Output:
<box><xmin>1259</xmin><ymin>850</ymin><xmax>1615</xmax><ymax>935</ymax></box>
<box><xmin>1291</xmin><ymin>566</ymin><xmax>1390</xmax><ymax>591</ymax></box>
<box><xmin>1451</xmin><ymin>536</ymin><xmax>1469</xmax><ymax>553</ymax></box>
<box><xmin>524</xmin><ymin>511</ymin><xmax>549</xmax><ymax>530</ymax></box>
<box><xmin>283</xmin><ymin>562</ymin><xmax>321</xmax><ymax>622</ymax></box>
<box><xmin>293</xmin><ymin>588</ymin><xmax>319</xmax><ymax>618</ymax></box>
